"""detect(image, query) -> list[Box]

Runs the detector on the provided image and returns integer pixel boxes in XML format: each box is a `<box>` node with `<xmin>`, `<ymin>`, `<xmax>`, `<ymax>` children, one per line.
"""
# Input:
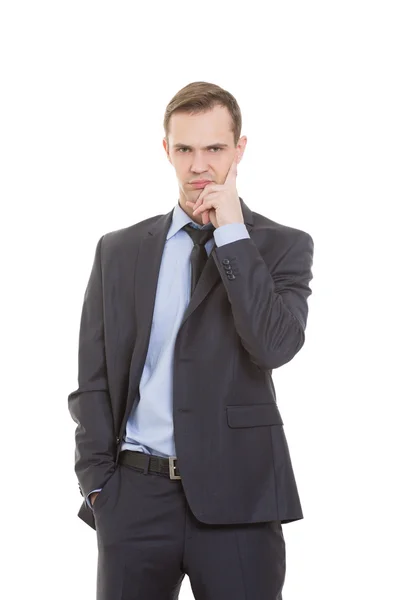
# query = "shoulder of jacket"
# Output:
<box><xmin>99</xmin><ymin>214</ymin><xmax>163</xmax><ymax>254</ymax></box>
<box><xmin>252</xmin><ymin>211</ymin><xmax>313</xmax><ymax>247</ymax></box>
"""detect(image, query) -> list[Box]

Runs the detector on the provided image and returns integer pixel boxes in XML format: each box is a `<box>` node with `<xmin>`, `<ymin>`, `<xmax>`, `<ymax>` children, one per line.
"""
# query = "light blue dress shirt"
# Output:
<box><xmin>86</xmin><ymin>202</ymin><xmax>250</xmax><ymax>509</ymax></box>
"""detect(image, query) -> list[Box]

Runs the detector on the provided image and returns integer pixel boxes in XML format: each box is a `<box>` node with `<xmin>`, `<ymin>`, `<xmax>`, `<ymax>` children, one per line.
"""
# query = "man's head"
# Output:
<box><xmin>163</xmin><ymin>82</ymin><xmax>247</xmax><ymax>225</ymax></box>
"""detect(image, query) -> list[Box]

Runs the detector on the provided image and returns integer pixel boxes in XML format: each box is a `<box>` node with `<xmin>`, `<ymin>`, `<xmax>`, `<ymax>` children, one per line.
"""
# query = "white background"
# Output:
<box><xmin>1</xmin><ymin>1</ymin><xmax>399</xmax><ymax>598</ymax></box>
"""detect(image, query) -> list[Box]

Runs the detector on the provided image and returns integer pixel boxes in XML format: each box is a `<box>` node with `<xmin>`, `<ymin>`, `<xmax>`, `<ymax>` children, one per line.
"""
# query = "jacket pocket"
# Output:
<box><xmin>226</xmin><ymin>402</ymin><xmax>283</xmax><ymax>428</ymax></box>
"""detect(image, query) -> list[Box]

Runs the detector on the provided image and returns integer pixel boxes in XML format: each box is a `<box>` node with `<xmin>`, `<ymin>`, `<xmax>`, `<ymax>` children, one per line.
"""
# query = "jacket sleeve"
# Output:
<box><xmin>68</xmin><ymin>235</ymin><xmax>117</xmax><ymax>501</ymax></box>
<box><xmin>213</xmin><ymin>230</ymin><xmax>314</xmax><ymax>371</ymax></box>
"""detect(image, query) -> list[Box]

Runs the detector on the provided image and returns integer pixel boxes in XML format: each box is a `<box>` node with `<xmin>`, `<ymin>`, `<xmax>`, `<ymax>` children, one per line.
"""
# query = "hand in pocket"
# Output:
<box><xmin>89</xmin><ymin>491</ymin><xmax>100</xmax><ymax>506</ymax></box>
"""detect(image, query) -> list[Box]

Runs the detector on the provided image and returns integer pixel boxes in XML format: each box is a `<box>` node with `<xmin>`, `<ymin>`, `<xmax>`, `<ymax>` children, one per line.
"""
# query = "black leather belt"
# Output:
<box><xmin>118</xmin><ymin>450</ymin><xmax>181</xmax><ymax>479</ymax></box>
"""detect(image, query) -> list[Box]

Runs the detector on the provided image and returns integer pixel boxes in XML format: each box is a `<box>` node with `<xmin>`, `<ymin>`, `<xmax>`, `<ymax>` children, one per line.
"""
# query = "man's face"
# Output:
<box><xmin>163</xmin><ymin>104</ymin><xmax>247</xmax><ymax>224</ymax></box>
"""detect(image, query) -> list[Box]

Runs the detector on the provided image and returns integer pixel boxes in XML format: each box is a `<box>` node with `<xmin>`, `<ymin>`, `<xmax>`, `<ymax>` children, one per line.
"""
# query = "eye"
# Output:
<box><xmin>177</xmin><ymin>147</ymin><xmax>223</xmax><ymax>153</ymax></box>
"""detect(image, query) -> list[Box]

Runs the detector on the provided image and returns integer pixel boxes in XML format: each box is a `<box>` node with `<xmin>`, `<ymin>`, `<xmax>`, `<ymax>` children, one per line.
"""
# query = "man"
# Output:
<box><xmin>68</xmin><ymin>81</ymin><xmax>314</xmax><ymax>600</ymax></box>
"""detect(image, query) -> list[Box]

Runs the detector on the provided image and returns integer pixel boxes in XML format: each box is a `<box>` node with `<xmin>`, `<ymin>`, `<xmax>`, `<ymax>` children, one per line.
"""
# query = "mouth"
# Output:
<box><xmin>191</xmin><ymin>180</ymin><xmax>212</xmax><ymax>188</ymax></box>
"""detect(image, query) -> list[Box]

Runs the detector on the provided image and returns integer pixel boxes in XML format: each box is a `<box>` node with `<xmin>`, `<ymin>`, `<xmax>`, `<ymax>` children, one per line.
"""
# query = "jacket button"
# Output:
<box><xmin>116</xmin><ymin>436</ymin><xmax>120</xmax><ymax>444</ymax></box>
<box><xmin>222</xmin><ymin>258</ymin><xmax>230</xmax><ymax>265</ymax></box>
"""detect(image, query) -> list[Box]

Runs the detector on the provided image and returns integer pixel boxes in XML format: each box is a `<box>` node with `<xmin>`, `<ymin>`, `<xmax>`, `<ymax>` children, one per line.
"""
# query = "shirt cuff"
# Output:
<box><xmin>213</xmin><ymin>222</ymin><xmax>250</xmax><ymax>247</ymax></box>
<box><xmin>85</xmin><ymin>488</ymin><xmax>102</xmax><ymax>510</ymax></box>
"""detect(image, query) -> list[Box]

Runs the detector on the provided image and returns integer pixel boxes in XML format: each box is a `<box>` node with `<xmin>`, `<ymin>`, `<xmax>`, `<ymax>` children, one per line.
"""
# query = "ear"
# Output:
<box><xmin>163</xmin><ymin>138</ymin><xmax>171</xmax><ymax>163</ymax></box>
<box><xmin>236</xmin><ymin>136</ymin><xmax>247</xmax><ymax>163</ymax></box>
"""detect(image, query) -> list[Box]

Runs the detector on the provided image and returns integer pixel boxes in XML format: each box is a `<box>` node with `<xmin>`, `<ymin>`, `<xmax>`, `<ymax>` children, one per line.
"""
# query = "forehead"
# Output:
<box><xmin>169</xmin><ymin>105</ymin><xmax>233</xmax><ymax>145</ymax></box>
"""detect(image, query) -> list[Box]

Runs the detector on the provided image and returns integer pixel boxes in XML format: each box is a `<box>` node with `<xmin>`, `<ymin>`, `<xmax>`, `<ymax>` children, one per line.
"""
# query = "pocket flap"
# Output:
<box><xmin>226</xmin><ymin>402</ymin><xmax>283</xmax><ymax>428</ymax></box>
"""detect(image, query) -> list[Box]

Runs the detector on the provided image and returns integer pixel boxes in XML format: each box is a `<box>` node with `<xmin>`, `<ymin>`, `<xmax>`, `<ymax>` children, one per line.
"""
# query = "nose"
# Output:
<box><xmin>190</xmin><ymin>151</ymin><xmax>210</xmax><ymax>174</ymax></box>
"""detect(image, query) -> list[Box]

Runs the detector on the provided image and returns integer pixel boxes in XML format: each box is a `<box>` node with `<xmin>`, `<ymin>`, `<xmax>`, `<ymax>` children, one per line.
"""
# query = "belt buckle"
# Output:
<box><xmin>168</xmin><ymin>456</ymin><xmax>181</xmax><ymax>479</ymax></box>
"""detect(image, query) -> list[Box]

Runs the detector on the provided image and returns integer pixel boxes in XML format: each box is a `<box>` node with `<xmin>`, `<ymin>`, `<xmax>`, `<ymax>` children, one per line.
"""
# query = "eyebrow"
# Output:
<box><xmin>173</xmin><ymin>143</ymin><xmax>229</xmax><ymax>149</ymax></box>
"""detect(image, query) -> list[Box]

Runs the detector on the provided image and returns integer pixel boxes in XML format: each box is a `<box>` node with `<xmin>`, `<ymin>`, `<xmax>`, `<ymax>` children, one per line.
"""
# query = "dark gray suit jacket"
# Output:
<box><xmin>68</xmin><ymin>197</ymin><xmax>314</xmax><ymax>530</ymax></box>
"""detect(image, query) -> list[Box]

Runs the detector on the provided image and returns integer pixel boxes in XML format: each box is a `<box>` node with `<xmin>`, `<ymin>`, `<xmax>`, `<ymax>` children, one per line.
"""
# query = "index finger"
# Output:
<box><xmin>224</xmin><ymin>155</ymin><xmax>238</xmax><ymax>186</ymax></box>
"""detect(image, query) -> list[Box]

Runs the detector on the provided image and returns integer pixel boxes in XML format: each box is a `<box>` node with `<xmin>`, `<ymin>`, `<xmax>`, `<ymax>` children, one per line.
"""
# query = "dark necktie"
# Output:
<box><xmin>182</xmin><ymin>223</ymin><xmax>215</xmax><ymax>296</ymax></box>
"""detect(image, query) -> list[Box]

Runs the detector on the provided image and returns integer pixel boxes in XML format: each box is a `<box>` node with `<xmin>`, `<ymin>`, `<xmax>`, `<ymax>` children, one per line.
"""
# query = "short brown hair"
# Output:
<box><xmin>163</xmin><ymin>81</ymin><xmax>242</xmax><ymax>148</ymax></box>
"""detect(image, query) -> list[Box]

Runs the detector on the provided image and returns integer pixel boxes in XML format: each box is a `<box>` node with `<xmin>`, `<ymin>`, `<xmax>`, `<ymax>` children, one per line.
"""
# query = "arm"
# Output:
<box><xmin>213</xmin><ymin>229</ymin><xmax>314</xmax><ymax>370</ymax></box>
<box><xmin>68</xmin><ymin>235</ymin><xmax>117</xmax><ymax>503</ymax></box>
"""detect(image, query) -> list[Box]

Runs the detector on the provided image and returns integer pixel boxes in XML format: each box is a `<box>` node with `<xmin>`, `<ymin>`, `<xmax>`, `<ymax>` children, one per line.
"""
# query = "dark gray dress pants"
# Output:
<box><xmin>93</xmin><ymin>458</ymin><xmax>286</xmax><ymax>599</ymax></box>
